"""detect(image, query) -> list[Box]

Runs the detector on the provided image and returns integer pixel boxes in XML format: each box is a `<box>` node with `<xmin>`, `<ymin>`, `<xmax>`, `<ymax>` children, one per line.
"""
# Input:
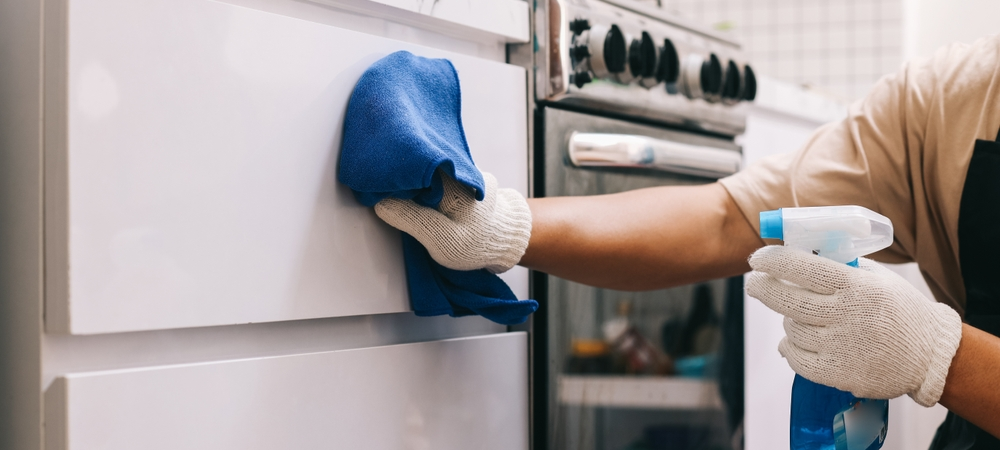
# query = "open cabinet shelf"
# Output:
<box><xmin>558</xmin><ymin>375</ymin><xmax>723</xmax><ymax>410</ymax></box>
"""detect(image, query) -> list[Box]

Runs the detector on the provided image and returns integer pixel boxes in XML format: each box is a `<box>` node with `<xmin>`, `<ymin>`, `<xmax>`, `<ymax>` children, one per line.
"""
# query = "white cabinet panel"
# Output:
<box><xmin>44</xmin><ymin>0</ymin><xmax>529</xmax><ymax>334</ymax></box>
<box><xmin>45</xmin><ymin>333</ymin><xmax>529</xmax><ymax>450</ymax></box>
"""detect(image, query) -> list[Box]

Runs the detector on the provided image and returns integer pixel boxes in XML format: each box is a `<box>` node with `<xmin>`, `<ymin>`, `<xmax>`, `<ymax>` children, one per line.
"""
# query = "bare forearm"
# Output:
<box><xmin>519</xmin><ymin>183</ymin><xmax>761</xmax><ymax>290</ymax></box>
<box><xmin>939</xmin><ymin>324</ymin><xmax>1000</xmax><ymax>438</ymax></box>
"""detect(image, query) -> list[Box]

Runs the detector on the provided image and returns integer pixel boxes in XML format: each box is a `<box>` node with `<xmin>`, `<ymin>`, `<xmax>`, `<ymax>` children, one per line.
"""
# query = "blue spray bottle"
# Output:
<box><xmin>759</xmin><ymin>206</ymin><xmax>893</xmax><ymax>450</ymax></box>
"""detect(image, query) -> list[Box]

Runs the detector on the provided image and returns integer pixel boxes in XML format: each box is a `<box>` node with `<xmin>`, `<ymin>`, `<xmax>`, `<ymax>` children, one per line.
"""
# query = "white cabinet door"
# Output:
<box><xmin>44</xmin><ymin>0</ymin><xmax>529</xmax><ymax>334</ymax></box>
<box><xmin>45</xmin><ymin>333</ymin><xmax>529</xmax><ymax>450</ymax></box>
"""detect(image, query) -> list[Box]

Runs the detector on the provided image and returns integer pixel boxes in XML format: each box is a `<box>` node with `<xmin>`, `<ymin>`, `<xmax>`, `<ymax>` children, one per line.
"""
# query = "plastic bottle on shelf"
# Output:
<box><xmin>759</xmin><ymin>206</ymin><xmax>892</xmax><ymax>450</ymax></box>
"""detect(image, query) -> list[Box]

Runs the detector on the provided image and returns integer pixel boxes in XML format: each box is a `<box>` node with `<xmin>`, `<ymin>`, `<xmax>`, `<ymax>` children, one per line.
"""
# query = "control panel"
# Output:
<box><xmin>534</xmin><ymin>0</ymin><xmax>756</xmax><ymax>136</ymax></box>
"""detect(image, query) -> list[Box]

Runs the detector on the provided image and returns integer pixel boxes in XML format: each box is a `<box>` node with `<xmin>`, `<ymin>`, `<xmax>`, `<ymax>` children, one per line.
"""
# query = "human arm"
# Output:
<box><xmin>375</xmin><ymin>170</ymin><xmax>762</xmax><ymax>290</ymax></box>
<box><xmin>938</xmin><ymin>324</ymin><xmax>1000</xmax><ymax>438</ymax></box>
<box><xmin>519</xmin><ymin>182</ymin><xmax>761</xmax><ymax>290</ymax></box>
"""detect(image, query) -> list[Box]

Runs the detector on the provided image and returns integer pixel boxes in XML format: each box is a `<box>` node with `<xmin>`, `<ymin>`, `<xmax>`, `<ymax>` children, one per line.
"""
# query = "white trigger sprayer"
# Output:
<box><xmin>759</xmin><ymin>205</ymin><xmax>894</xmax><ymax>450</ymax></box>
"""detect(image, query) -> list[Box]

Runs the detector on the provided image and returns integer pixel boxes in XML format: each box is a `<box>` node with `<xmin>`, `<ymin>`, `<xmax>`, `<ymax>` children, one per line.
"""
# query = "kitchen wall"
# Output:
<box><xmin>667</xmin><ymin>0</ymin><xmax>1000</xmax><ymax>102</ymax></box>
<box><xmin>902</xmin><ymin>0</ymin><xmax>1000</xmax><ymax>59</ymax></box>
<box><xmin>664</xmin><ymin>0</ymin><xmax>904</xmax><ymax>102</ymax></box>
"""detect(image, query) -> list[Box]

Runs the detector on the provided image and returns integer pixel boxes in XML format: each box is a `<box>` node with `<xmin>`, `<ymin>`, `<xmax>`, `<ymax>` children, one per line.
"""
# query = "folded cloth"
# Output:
<box><xmin>338</xmin><ymin>51</ymin><xmax>538</xmax><ymax>325</ymax></box>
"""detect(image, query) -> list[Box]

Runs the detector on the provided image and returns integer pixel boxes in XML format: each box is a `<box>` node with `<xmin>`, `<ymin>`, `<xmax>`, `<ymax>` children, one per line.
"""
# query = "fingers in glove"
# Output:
<box><xmin>749</xmin><ymin>245</ymin><xmax>853</xmax><ymax>294</ymax></box>
<box><xmin>438</xmin><ymin>172</ymin><xmax>496</xmax><ymax>219</ymax></box>
<box><xmin>855</xmin><ymin>257</ymin><xmax>911</xmax><ymax>284</ymax></box>
<box><xmin>374</xmin><ymin>197</ymin><xmax>454</xmax><ymax>247</ymax></box>
<box><xmin>746</xmin><ymin>271</ymin><xmax>839</xmax><ymax>325</ymax></box>
<box><xmin>778</xmin><ymin>337</ymin><xmax>833</xmax><ymax>386</ymax></box>
<box><xmin>783</xmin><ymin>317</ymin><xmax>825</xmax><ymax>353</ymax></box>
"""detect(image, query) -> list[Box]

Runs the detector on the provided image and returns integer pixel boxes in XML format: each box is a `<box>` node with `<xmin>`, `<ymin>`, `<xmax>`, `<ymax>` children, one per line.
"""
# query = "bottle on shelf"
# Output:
<box><xmin>604</xmin><ymin>300</ymin><xmax>673</xmax><ymax>376</ymax></box>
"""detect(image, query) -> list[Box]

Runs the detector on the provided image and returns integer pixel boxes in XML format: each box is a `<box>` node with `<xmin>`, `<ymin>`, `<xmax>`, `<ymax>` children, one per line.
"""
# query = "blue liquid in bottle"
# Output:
<box><xmin>791</xmin><ymin>375</ymin><xmax>888</xmax><ymax>450</ymax></box>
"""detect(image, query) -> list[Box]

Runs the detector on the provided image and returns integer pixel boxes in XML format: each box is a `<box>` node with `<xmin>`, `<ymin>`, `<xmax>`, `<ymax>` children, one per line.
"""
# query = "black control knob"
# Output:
<box><xmin>604</xmin><ymin>25</ymin><xmax>627</xmax><ymax>73</ymax></box>
<box><xmin>657</xmin><ymin>38</ymin><xmax>680</xmax><ymax>83</ymax></box>
<box><xmin>628</xmin><ymin>32</ymin><xmax>657</xmax><ymax>78</ymax></box>
<box><xmin>700</xmin><ymin>53</ymin><xmax>723</xmax><ymax>96</ymax></box>
<box><xmin>722</xmin><ymin>60</ymin><xmax>741</xmax><ymax>100</ymax></box>
<box><xmin>570</xmin><ymin>45</ymin><xmax>590</xmax><ymax>61</ymax></box>
<box><xmin>569</xmin><ymin>19</ymin><xmax>591</xmax><ymax>35</ymax></box>
<box><xmin>571</xmin><ymin>71</ymin><xmax>593</xmax><ymax>88</ymax></box>
<box><xmin>743</xmin><ymin>64</ymin><xmax>757</xmax><ymax>101</ymax></box>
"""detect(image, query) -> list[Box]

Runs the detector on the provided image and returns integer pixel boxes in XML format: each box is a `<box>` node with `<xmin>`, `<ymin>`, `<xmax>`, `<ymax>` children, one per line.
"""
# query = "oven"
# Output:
<box><xmin>522</xmin><ymin>0</ymin><xmax>756</xmax><ymax>448</ymax></box>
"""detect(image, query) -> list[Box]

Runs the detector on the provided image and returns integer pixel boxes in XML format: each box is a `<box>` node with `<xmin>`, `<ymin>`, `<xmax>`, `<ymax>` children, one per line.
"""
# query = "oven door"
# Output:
<box><xmin>533</xmin><ymin>107</ymin><xmax>744</xmax><ymax>450</ymax></box>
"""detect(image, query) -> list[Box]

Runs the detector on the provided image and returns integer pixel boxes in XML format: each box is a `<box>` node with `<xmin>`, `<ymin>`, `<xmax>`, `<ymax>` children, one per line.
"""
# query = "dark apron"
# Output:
<box><xmin>928</xmin><ymin>130</ymin><xmax>1000</xmax><ymax>450</ymax></box>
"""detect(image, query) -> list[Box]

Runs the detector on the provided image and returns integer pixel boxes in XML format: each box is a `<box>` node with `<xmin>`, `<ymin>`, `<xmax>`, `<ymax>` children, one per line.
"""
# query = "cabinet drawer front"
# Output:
<box><xmin>45</xmin><ymin>333</ymin><xmax>528</xmax><ymax>450</ymax></box>
<box><xmin>45</xmin><ymin>0</ymin><xmax>529</xmax><ymax>334</ymax></box>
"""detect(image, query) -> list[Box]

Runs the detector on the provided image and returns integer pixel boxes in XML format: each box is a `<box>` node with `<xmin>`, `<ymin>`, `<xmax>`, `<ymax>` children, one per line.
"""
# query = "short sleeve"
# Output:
<box><xmin>722</xmin><ymin>35</ymin><xmax>1000</xmax><ymax>311</ymax></box>
<box><xmin>719</xmin><ymin>62</ymin><xmax>928</xmax><ymax>264</ymax></box>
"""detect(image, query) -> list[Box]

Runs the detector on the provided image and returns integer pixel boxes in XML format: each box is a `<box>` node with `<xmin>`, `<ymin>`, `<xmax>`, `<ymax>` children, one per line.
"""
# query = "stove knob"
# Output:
<box><xmin>586</xmin><ymin>24</ymin><xmax>627</xmax><ymax>79</ymax></box>
<box><xmin>721</xmin><ymin>60</ymin><xmax>741</xmax><ymax>101</ymax></box>
<box><xmin>569</xmin><ymin>18</ymin><xmax>591</xmax><ymax>35</ymax></box>
<box><xmin>656</xmin><ymin>38</ymin><xmax>680</xmax><ymax>84</ymax></box>
<box><xmin>743</xmin><ymin>64</ymin><xmax>757</xmax><ymax>101</ymax></box>
<box><xmin>678</xmin><ymin>53</ymin><xmax>720</xmax><ymax>100</ymax></box>
<box><xmin>700</xmin><ymin>53</ymin><xmax>723</xmax><ymax>98</ymax></box>
<box><xmin>604</xmin><ymin>25</ymin><xmax>627</xmax><ymax>73</ymax></box>
<box><xmin>571</xmin><ymin>71</ymin><xmax>593</xmax><ymax>88</ymax></box>
<box><xmin>629</xmin><ymin>32</ymin><xmax>657</xmax><ymax>79</ymax></box>
<box><xmin>570</xmin><ymin>45</ymin><xmax>590</xmax><ymax>62</ymax></box>
<box><xmin>614</xmin><ymin>32</ymin><xmax>642</xmax><ymax>85</ymax></box>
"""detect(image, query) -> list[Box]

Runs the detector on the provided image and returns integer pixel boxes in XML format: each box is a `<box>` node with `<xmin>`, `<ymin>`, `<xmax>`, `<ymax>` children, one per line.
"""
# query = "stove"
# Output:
<box><xmin>535</xmin><ymin>0</ymin><xmax>755</xmax><ymax>136</ymax></box>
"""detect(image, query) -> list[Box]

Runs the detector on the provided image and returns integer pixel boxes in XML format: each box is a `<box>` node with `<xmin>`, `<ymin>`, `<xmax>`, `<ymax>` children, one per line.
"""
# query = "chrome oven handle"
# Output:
<box><xmin>567</xmin><ymin>132</ymin><xmax>742</xmax><ymax>179</ymax></box>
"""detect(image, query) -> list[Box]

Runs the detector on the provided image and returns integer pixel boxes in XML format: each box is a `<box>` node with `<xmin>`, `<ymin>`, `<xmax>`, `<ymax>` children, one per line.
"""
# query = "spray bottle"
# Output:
<box><xmin>758</xmin><ymin>205</ymin><xmax>893</xmax><ymax>450</ymax></box>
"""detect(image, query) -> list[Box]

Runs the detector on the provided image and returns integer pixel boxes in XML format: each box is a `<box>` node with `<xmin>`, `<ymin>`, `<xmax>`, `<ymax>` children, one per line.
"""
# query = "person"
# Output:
<box><xmin>373</xmin><ymin>35</ymin><xmax>1000</xmax><ymax>448</ymax></box>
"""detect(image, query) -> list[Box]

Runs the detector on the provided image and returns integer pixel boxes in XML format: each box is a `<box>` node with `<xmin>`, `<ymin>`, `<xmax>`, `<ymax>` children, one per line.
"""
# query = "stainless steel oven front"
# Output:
<box><xmin>533</xmin><ymin>107</ymin><xmax>746</xmax><ymax>450</ymax></box>
<box><xmin>524</xmin><ymin>1</ymin><xmax>755</xmax><ymax>448</ymax></box>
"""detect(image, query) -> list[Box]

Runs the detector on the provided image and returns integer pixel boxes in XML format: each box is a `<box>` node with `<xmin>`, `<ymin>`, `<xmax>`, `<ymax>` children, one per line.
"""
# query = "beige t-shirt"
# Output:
<box><xmin>720</xmin><ymin>34</ymin><xmax>1000</xmax><ymax>315</ymax></box>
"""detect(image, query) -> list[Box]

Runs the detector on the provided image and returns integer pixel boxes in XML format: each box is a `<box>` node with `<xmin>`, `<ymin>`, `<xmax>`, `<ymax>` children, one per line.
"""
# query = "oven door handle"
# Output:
<box><xmin>567</xmin><ymin>132</ymin><xmax>742</xmax><ymax>179</ymax></box>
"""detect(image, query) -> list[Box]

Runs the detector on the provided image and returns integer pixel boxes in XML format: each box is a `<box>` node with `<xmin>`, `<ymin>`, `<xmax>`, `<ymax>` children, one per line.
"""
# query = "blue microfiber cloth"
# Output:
<box><xmin>338</xmin><ymin>51</ymin><xmax>538</xmax><ymax>325</ymax></box>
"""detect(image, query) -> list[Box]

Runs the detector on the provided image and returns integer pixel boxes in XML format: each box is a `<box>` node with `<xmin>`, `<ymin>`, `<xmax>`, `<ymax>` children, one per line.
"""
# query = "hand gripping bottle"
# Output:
<box><xmin>758</xmin><ymin>206</ymin><xmax>893</xmax><ymax>450</ymax></box>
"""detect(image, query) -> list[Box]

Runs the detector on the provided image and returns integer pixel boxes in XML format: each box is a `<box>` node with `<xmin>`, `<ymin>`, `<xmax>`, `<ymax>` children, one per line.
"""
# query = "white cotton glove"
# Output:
<box><xmin>374</xmin><ymin>172</ymin><xmax>532</xmax><ymax>274</ymax></box>
<box><xmin>746</xmin><ymin>245</ymin><xmax>963</xmax><ymax>407</ymax></box>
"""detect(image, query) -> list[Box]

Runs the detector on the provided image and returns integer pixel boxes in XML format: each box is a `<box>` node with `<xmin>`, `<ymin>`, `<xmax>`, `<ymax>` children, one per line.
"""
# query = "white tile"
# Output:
<box><xmin>802</xmin><ymin>3</ymin><xmax>824</xmax><ymax>25</ymax></box>
<box><xmin>802</xmin><ymin>29</ymin><xmax>824</xmax><ymax>51</ymax></box>
<box><xmin>854</xmin><ymin>24</ymin><xmax>877</xmax><ymax>49</ymax></box>
<box><xmin>855</xmin><ymin>54</ymin><xmax>877</xmax><ymax>77</ymax></box>
<box><xmin>828</xmin><ymin>26</ymin><xmax>851</xmax><ymax>51</ymax></box>
<box><xmin>776</xmin><ymin>4</ymin><xmax>797</xmax><ymax>25</ymax></box>
<box><xmin>880</xmin><ymin>0</ymin><xmax>903</xmax><ymax>20</ymax></box>
<box><xmin>775</xmin><ymin>30</ymin><xmax>796</xmax><ymax>53</ymax></box>
<box><xmin>828</xmin><ymin>1</ymin><xmax>848</xmax><ymax>23</ymax></box>
<box><xmin>827</xmin><ymin>54</ymin><xmax>851</xmax><ymax>78</ymax></box>
<box><xmin>854</xmin><ymin>0</ymin><xmax>877</xmax><ymax>22</ymax></box>
<box><xmin>801</xmin><ymin>58</ymin><xmax>826</xmax><ymax>80</ymax></box>
<box><xmin>750</xmin><ymin>5</ymin><xmax>773</xmax><ymax>27</ymax></box>
<box><xmin>880</xmin><ymin>24</ymin><xmax>903</xmax><ymax>48</ymax></box>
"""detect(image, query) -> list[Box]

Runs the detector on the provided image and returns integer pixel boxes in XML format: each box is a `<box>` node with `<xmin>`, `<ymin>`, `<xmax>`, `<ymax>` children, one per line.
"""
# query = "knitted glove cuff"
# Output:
<box><xmin>484</xmin><ymin>188</ymin><xmax>532</xmax><ymax>274</ymax></box>
<box><xmin>910</xmin><ymin>304</ymin><xmax>963</xmax><ymax>407</ymax></box>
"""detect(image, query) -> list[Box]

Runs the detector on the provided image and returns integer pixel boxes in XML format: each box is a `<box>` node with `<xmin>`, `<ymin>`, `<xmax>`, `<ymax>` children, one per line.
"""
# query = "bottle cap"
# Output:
<box><xmin>759</xmin><ymin>209</ymin><xmax>784</xmax><ymax>239</ymax></box>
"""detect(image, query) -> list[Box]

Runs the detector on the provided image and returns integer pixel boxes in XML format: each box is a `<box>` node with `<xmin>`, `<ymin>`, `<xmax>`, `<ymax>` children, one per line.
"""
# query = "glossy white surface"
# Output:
<box><xmin>46</xmin><ymin>0</ymin><xmax>529</xmax><ymax>334</ymax></box>
<box><xmin>41</xmin><ymin>312</ymin><xmax>504</xmax><ymax>389</ymax></box>
<box><xmin>309</xmin><ymin>0</ymin><xmax>529</xmax><ymax>43</ymax></box>
<box><xmin>45</xmin><ymin>333</ymin><xmax>529</xmax><ymax>450</ymax></box>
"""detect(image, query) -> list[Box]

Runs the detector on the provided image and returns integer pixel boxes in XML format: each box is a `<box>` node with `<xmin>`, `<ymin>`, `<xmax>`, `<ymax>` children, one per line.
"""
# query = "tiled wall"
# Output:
<box><xmin>666</xmin><ymin>0</ymin><xmax>904</xmax><ymax>102</ymax></box>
